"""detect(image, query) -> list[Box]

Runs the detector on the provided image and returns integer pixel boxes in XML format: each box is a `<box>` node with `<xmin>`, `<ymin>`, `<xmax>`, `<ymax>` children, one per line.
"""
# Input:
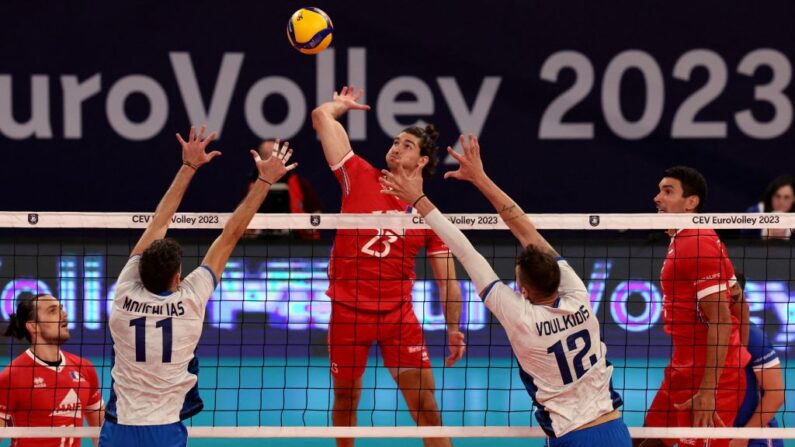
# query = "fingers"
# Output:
<box><xmin>380</xmin><ymin>169</ymin><xmax>396</xmax><ymax>181</ymax></box>
<box><xmin>446</xmin><ymin>146</ymin><xmax>464</xmax><ymax>162</ymax></box>
<box><xmin>176</xmin><ymin>133</ymin><xmax>187</xmax><ymax>145</ymax></box>
<box><xmin>672</xmin><ymin>399</ymin><xmax>691</xmax><ymax>411</ymax></box>
<box><xmin>197</xmin><ymin>124</ymin><xmax>206</xmax><ymax>141</ymax></box>
<box><xmin>443</xmin><ymin>171</ymin><xmax>461</xmax><ymax>180</ymax></box>
<box><xmin>285</xmin><ymin>162</ymin><xmax>298</xmax><ymax>172</ymax></box>
<box><xmin>250</xmin><ymin>149</ymin><xmax>261</xmax><ymax>162</ymax></box>
<box><xmin>207</xmin><ymin>151</ymin><xmax>222</xmax><ymax>160</ymax></box>
<box><xmin>459</xmin><ymin>134</ymin><xmax>468</xmax><ymax>153</ymax></box>
<box><xmin>203</xmin><ymin>130</ymin><xmax>217</xmax><ymax>146</ymax></box>
<box><xmin>469</xmin><ymin>134</ymin><xmax>480</xmax><ymax>156</ymax></box>
<box><xmin>713</xmin><ymin>412</ymin><xmax>726</xmax><ymax>427</ymax></box>
<box><xmin>188</xmin><ymin>126</ymin><xmax>195</xmax><ymax>141</ymax></box>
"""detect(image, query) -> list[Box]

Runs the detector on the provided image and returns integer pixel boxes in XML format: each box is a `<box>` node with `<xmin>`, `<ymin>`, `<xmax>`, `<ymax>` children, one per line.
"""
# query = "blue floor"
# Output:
<box><xmin>7</xmin><ymin>356</ymin><xmax>795</xmax><ymax>446</ymax></box>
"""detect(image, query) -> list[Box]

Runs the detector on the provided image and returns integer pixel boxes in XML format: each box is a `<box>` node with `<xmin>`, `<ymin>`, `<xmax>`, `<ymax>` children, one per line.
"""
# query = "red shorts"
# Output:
<box><xmin>644</xmin><ymin>366</ymin><xmax>747</xmax><ymax>447</ymax></box>
<box><xmin>328</xmin><ymin>300</ymin><xmax>431</xmax><ymax>380</ymax></box>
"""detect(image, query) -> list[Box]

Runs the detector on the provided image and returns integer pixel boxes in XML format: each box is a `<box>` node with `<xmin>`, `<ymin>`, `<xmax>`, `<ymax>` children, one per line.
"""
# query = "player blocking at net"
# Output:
<box><xmin>312</xmin><ymin>86</ymin><xmax>465</xmax><ymax>447</ymax></box>
<box><xmin>99</xmin><ymin>126</ymin><xmax>296</xmax><ymax>447</ymax></box>
<box><xmin>379</xmin><ymin>134</ymin><xmax>631</xmax><ymax>446</ymax></box>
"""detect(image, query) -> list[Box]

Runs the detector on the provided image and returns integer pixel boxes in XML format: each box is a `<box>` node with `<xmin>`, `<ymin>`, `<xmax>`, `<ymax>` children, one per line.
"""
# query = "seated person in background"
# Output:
<box><xmin>747</xmin><ymin>175</ymin><xmax>794</xmax><ymax>240</ymax></box>
<box><xmin>245</xmin><ymin>139</ymin><xmax>322</xmax><ymax>240</ymax></box>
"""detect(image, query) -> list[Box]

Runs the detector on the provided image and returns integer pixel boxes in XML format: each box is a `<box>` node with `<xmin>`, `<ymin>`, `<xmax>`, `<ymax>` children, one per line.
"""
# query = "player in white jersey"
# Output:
<box><xmin>100</xmin><ymin>125</ymin><xmax>297</xmax><ymax>447</ymax></box>
<box><xmin>379</xmin><ymin>134</ymin><xmax>631</xmax><ymax>446</ymax></box>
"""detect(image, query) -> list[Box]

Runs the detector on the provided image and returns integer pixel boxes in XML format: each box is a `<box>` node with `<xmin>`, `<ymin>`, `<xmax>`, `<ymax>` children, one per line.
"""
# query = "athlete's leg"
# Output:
<box><xmin>381</xmin><ymin>301</ymin><xmax>450</xmax><ymax>447</ymax></box>
<box><xmin>394</xmin><ymin>367</ymin><xmax>450</xmax><ymax>447</ymax></box>
<box><xmin>332</xmin><ymin>375</ymin><xmax>364</xmax><ymax>447</ymax></box>
<box><xmin>329</xmin><ymin>302</ymin><xmax>374</xmax><ymax>447</ymax></box>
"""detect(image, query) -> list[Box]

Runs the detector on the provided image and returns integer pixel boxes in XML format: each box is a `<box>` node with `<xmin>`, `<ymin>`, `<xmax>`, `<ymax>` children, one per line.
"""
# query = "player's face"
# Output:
<box><xmin>772</xmin><ymin>184</ymin><xmax>794</xmax><ymax>212</ymax></box>
<box><xmin>30</xmin><ymin>295</ymin><xmax>70</xmax><ymax>346</ymax></box>
<box><xmin>654</xmin><ymin>177</ymin><xmax>699</xmax><ymax>213</ymax></box>
<box><xmin>386</xmin><ymin>133</ymin><xmax>428</xmax><ymax>174</ymax></box>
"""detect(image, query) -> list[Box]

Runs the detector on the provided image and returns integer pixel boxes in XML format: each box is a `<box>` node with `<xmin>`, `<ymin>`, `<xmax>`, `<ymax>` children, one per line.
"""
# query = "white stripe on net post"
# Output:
<box><xmin>0</xmin><ymin>212</ymin><xmax>790</xmax><ymax>230</ymax></box>
<box><xmin>1</xmin><ymin>427</ymin><xmax>795</xmax><ymax>439</ymax></box>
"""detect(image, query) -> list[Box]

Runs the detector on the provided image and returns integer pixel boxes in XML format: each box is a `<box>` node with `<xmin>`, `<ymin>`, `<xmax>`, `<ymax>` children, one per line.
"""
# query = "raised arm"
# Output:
<box><xmin>445</xmin><ymin>134</ymin><xmax>557</xmax><ymax>256</ymax></box>
<box><xmin>380</xmin><ymin>166</ymin><xmax>499</xmax><ymax>297</ymax></box>
<box><xmin>310</xmin><ymin>86</ymin><xmax>370</xmax><ymax>167</ymax></box>
<box><xmin>201</xmin><ymin>141</ymin><xmax>297</xmax><ymax>279</ymax></box>
<box><xmin>130</xmin><ymin>125</ymin><xmax>221</xmax><ymax>256</ymax></box>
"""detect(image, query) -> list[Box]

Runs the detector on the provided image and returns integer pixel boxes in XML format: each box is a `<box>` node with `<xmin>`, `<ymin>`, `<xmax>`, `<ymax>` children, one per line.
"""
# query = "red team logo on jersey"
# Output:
<box><xmin>0</xmin><ymin>350</ymin><xmax>101</xmax><ymax>447</ymax></box>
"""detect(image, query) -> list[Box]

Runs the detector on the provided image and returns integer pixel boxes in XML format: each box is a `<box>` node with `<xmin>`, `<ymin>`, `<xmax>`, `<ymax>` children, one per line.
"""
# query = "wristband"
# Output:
<box><xmin>182</xmin><ymin>161</ymin><xmax>198</xmax><ymax>170</ymax></box>
<box><xmin>257</xmin><ymin>176</ymin><xmax>273</xmax><ymax>186</ymax></box>
<box><xmin>412</xmin><ymin>194</ymin><xmax>427</xmax><ymax>208</ymax></box>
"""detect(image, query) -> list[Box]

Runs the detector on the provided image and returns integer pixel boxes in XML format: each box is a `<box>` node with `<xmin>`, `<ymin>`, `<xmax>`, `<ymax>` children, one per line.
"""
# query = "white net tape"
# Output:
<box><xmin>1</xmin><ymin>426</ymin><xmax>794</xmax><ymax>439</ymax></box>
<box><xmin>2</xmin><ymin>211</ymin><xmax>791</xmax><ymax>230</ymax></box>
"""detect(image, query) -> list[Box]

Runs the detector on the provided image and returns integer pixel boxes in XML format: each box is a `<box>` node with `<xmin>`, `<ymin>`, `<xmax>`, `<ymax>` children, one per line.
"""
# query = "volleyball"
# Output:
<box><xmin>287</xmin><ymin>7</ymin><xmax>333</xmax><ymax>55</ymax></box>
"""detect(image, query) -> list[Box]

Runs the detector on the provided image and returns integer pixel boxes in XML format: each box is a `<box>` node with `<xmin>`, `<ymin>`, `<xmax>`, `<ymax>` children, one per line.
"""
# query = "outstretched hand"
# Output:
<box><xmin>333</xmin><ymin>85</ymin><xmax>371</xmax><ymax>112</ymax></box>
<box><xmin>444</xmin><ymin>134</ymin><xmax>487</xmax><ymax>184</ymax></box>
<box><xmin>252</xmin><ymin>139</ymin><xmax>298</xmax><ymax>184</ymax></box>
<box><xmin>379</xmin><ymin>165</ymin><xmax>424</xmax><ymax>205</ymax></box>
<box><xmin>177</xmin><ymin>125</ymin><xmax>221</xmax><ymax>168</ymax></box>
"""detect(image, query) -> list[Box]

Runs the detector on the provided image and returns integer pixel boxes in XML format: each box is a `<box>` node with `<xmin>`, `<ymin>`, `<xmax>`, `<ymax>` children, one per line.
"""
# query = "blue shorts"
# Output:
<box><xmin>747</xmin><ymin>417</ymin><xmax>784</xmax><ymax>447</ymax></box>
<box><xmin>548</xmin><ymin>418</ymin><xmax>631</xmax><ymax>447</ymax></box>
<box><xmin>99</xmin><ymin>420</ymin><xmax>188</xmax><ymax>447</ymax></box>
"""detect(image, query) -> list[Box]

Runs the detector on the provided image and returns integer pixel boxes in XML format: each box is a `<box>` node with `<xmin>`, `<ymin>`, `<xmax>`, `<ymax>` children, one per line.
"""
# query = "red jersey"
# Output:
<box><xmin>327</xmin><ymin>152</ymin><xmax>449</xmax><ymax>311</ymax></box>
<box><xmin>0</xmin><ymin>350</ymin><xmax>102</xmax><ymax>447</ymax></box>
<box><xmin>660</xmin><ymin>229</ymin><xmax>750</xmax><ymax>374</ymax></box>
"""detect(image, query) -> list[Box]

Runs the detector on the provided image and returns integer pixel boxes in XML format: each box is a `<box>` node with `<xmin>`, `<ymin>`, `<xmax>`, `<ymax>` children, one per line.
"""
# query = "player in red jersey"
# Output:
<box><xmin>638</xmin><ymin>167</ymin><xmax>751</xmax><ymax>447</ymax></box>
<box><xmin>312</xmin><ymin>86</ymin><xmax>465</xmax><ymax>447</ymax></box>
<box><xmin>0</xmin><ymin>293</ymin><xmax>103</xmax><ymax>447</ymax></box>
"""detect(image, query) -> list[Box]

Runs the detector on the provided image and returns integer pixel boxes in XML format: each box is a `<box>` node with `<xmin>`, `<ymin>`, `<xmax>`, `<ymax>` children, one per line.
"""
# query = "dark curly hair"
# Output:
<box><xmin>401</xmin><ymin>124</ymin><xmax>439</xmax><ymax>179</ymax></box>
<box><xmin>4</xmin><ymin>292</ymin><xmax>45</xmax><ymax>342</ymax></box>
<box><xmin>516</xmin><ymin>245</ymin><xmax>561</xmax><ymax>299</ymax></box>
<box><xmin>139</xmin><ymin>239</ymin><xmax>183</xmax><ymax>294</ymax></box>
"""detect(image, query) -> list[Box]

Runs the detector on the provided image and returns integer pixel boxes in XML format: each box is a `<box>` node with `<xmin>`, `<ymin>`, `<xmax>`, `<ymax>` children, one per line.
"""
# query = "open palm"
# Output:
<box><xmin>176</xmin><ymin>125</ymin><xmax>221</xmax><ymax>168</ymax></box>
<box><xmin>333</xmin><ymin>86</ymin><xmax>371</xmax><ymax>112</ymax></box>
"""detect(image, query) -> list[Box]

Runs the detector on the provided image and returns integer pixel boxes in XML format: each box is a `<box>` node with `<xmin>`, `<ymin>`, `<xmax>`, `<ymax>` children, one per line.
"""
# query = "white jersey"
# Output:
<box><xmin>107</xmin><ymin>255</ymin><xmax>217</xmax><ymax>425</ymax></box>
<box><xmin>483</xmin><ymin>259</ymin><xmax>621</xmax><ymax>437</ymax></box>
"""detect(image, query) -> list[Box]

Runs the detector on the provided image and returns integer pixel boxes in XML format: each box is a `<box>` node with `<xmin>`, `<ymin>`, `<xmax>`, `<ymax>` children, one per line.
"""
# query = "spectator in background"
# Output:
<box><xmin>748</xmin><ymin>175</ymin><xmax>794</xmax><ymax>240</ymax></box>
<box><xmin>245</xmin><ymin>139</ymin><xmax>322</xmax><ymax>240</ymax></box>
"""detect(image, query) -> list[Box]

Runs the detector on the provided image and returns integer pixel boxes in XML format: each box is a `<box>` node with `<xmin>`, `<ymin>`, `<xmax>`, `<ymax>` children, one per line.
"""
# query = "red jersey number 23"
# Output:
<box><xmin>361</xmin><ymin>229</ymin><xmax>400</xmax><ymax>258</ymax></box>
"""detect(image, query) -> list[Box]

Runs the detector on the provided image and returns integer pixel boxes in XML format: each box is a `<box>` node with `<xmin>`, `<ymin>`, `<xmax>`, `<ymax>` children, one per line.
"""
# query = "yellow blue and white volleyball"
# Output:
<box><xmin>287</xmin><ymin>7</ymin><xmax>334</xmax><ymax>55</ymax></box>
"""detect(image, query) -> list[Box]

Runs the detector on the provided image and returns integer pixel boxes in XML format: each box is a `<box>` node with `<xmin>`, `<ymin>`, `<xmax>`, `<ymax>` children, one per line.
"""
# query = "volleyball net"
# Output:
<box><xmin>0</xmin><ymin>211</ymin><xmax>793</xmax><ymax>445</ymax></box>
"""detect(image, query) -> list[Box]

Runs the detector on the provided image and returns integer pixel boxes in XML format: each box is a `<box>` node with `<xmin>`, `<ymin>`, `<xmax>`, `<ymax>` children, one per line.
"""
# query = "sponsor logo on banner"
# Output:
<box><xmin>310</xmin><ymin>215</ymin><xmax>321</xmax><ymax>227</ymax></box>
<box><xmin>28</xmin><ymin>213</ymin><xmax>39</xmax><ymax>225</ymax></box>
<box><xmin>589</xmin><ymin>215</ymin><xmax>600</xmax><ymax>227</ymax></box>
